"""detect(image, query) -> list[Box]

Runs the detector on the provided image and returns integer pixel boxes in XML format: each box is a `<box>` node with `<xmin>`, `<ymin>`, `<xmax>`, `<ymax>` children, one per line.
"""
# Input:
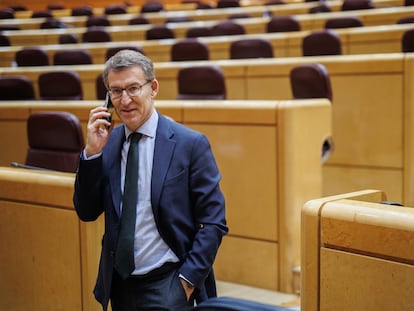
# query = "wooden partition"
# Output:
<box><xmin>0</xmin><ymin>1</ymin><xmax>409</xmax><ymax>32</ymax></box>
<box><xmin>2</xmin><ymin>53</ymin><xmax>414</xmax><ymax>208</ymax></box>
<box><xmin>0</xmin><ymin>99</ymin><xmax>331</xmax><ymax>300</ymax></box>
<box><xmin>1</xmin><ymin>4</ymin><xmax>413</xmax><ymax>48</ymax></box>
<box><xmin>301</xmin><ymin>189</ymin><xmax>414</xmax><ymax>311</ymax></box>
<box><xmin>1</xmin><ymin>21</ymin><xmax>414</xmax><ymax>66</ymax></box>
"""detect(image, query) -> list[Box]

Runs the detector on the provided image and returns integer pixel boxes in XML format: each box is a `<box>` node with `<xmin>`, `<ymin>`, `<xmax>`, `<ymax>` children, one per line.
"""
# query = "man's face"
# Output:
<box><xmin>107</xmin><ymin>65</ymin><xmax>158</xmax><ymax>132</ymax></box>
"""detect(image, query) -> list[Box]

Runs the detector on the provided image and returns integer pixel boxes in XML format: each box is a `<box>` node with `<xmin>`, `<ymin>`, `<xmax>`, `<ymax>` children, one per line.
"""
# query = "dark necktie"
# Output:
<box><xmin>115</xmin><ymin>132</ymin><xmax>142</xmax><ymax>280</ymax></box>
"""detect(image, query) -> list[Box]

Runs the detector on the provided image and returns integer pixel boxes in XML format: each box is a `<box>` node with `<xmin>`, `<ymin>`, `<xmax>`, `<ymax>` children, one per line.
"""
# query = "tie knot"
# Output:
<box><xmin>129</xmin><ymin>132</ymin><xmax>142</xmax><ymax>143</ymax></box>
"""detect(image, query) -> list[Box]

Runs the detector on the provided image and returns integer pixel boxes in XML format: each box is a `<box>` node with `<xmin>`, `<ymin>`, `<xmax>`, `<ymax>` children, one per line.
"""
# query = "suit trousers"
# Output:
<box><xmin>110</xmin><ymin>263</ymin><xmax>195</xmax><ymax>311</ymax></box>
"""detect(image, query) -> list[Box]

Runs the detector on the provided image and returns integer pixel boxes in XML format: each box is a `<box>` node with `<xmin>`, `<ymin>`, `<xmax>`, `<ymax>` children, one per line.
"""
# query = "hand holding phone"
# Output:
<box><xmin>104</xmin><ymin>92</ymin><xmax>114</xmax><ymax>129</ymax></box>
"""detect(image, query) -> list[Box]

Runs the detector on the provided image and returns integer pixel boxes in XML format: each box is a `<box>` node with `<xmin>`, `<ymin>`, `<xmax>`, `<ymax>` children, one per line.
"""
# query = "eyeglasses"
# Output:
<box><xmin>108</xmin><ymin>80</ymin><xmax>152</xmax><ymax>100</ymax></box>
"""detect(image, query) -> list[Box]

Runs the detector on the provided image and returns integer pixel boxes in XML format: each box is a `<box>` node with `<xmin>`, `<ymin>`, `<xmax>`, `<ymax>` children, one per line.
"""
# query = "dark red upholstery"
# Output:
<box><xmin>0</xmin><ymin>9</ymin><xmax>14</xmax><ymax>19</ymax></box>
<box><xmin>230</xmin><ymin>38</ymin><xmax>274</xmax><ymax>59</ymax></box>
<box><xmin>38</xmin><ymin>71</ymin><xmax>83</xmax><ymax>100</ymax></box>
<box><xmin>71</xmin><ymin>6</ymin><xmax>93</xmax><ymax>16</ymax></box>
<box><xmin>290</xmin><ymin>63</ymin><xmax>333</xmax><ymax>101</ymax></box>
<box><xmin>25</xmin><ymin>112</ymin><xmax>85</xmax><ymax>173</ymax></box>
<box><xmin>402</xmin><ymin>29</ymin><xmax>414</xmax><ymax>52</ymax></box>
<box><xmin>216</xmin><ymin>0</ymin><xmax>240</xmax><ymax>8</ymax></box>
<box><xmin>0</xmin><ymin>34</ymin><xmax>11</xmax><ymax>46</ymax></box>
<box><xmin>0</xmin><ymin>76</ymin><xmax>35</xmax><ymax>100</ymax></box>
<box><xmin>15</xmin><ymin>47</ymin><xmax>49</xmax><ymax>66</ymax></box>
<box><xmin>146</xmin><ymin>25</ymin><xmax>175</xmax><ymax>40</ymax></box>
<box><xmin>106</xmin><ymin>46</ymin><xmax>144</xmax><ymax>60</ymax></box>
<box><xmin>53</xmin><ymin>49</ymin><xmax>93</xmax><ymax>65</ymax></box>
<box><xmin>341</xmin><ymin>0</ymin><xmax>374</xmax><ymax>10</ymax></box>
<box><xmin>186</xmin><ymin>26</ymin><xmax>212</xmax><ymax>38</ymax></box>
<box><xmin>59</xmin><ymin>33</ymin><xmax>78</xmax><ymax>44</ymax></box>
<box><xmin>309</xmin><ymin>3</ymin><xmax>332</xmax><ymax>13</ymax></box>
<box><xmin>266</xmin><ymin>15</ymin><xmax>301</xmax><ymax>32</ymax></box>
<box><xmin>82</xmin><ymin>27</ymin><xmax>112</xmax><ymax>42</ymax></box>
<box><xmin>86</xmin><ymin>16</ymin><xmax>110</xmax><ymax>27</ymax></box>
<box><xmin>302</xmin><ymin>30</ymin><xmax>342</xmax><ymax>56</ymax></box>
<box><xmin>177</xmin><ymin>66</ymin><xmax>226</xmax><ymax>100</ymax></box>
<box><xmin>171</xmin><ymin>38</ymin><xmax>209</xmax><ymax>61</ymax></box>
<box><xmin>129</xmin><ymin>15</ymin><xmax>150</xmax><ymax>25</ymax></box>
<box><xmin>104</xmin><ymin>4</ymin><xmax>127</xmax><ymax>14</ymax></box>
<box><xmin>211</xmin><ymin>20</ymin><xmax>245</xmax><ymax>36</ymax></box>
<box><xmin>140</xmin><ymin>1</ymin><xmax>164</xmax><ymax>13</ymax></box>
<box><xmin>96</xmin><ymin>73</ymin><xmax>107</xmax><ymax>100</ymax></box>
<box><xmin>324</xmin><ymin>16</ymin><xmax>363</xmax><ymax>28</ymax></box>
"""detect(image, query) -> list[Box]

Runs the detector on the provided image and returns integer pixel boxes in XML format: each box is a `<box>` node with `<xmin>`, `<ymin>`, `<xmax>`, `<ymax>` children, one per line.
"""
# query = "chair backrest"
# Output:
<box><xmin>82</xmin><ymin>27</ymin><xmax>112</xmax><ymax>42</ymax></box>
<box><xmin>145</xmin><ymin>25</ymin><xmax>175</xmax><ymax>40</ymax></box>
<box><xmin>59</xmin><ymin>33</ymin><xmax>78</xmax><ymax>44</ymax></box>
<box><xmin>171</xmin><ymin>38</ymin><xmax>209</xmax><ymax>61</ymax></box>
<box><xmin>289</xmin><ymin>63</ymin><xmax>333</xmax><ymax>101</ymax></box>
<box><xmin>96</xmin><ymin>73</ymin><xmax>107</xmax><ymax>100</ymax></box>
<box><xmin>106</xmin><ymin>46</ymin><xmax>144</xmax><ymax>60</ymax></box>
<box><xmin>309</xmin><ymin>3</ymin><xmax>332</xmax><ymax>13</ymax></box>
<box><xmin>129</xmin><ymin>15</ymin><xmax>150</xmax><ymax>25</ymax></box>
<box><xmin>324</xmin><ymin>16</ymin><xmax>363</xmax><ymax>28</ymax></box>
<box><xmin>216</xmin><ymin>0</ymin><xmax>240</xmax><ymax>7</ymax></box>
<box><xmin>402</xmin><ymin>28</ymin><xmax>414</xmax><ymax>52</ymax></box>
<box><xmin>86</xmin><ymin>16</ymin><xmax>110</xmax><ymax>27</ymax></box>
<box><xmin>230</xmin><ymin>38</ymin><xmax>274</xmax><ymax>59</ymax></box>
<box><xmin>38</xmin><ymin>71</ymin><xmax>83</xmax><ymax>100</ymax></box>
<box><xmin>0</xmin><ymin>9</ymin><xmax>14</xmax><ymax>19</ymax></box>
<box><xmin>396</xmin><ymin>15</ymin><xmax>414</xmax><ymax>24</ymax></box>
<box><xmin>166</xmin><ymin>16</ymin><xmax>192</xmax><ymax>23</ymax></box>
<box><xmin>341</xmin><ymin>0</ymin><xmax>374</xmax><ymax>10</ymax></box>
<box><xmin>140</xmin><ymin>1</ymin><xmax>164</xmax><ymax>13</ymax></box>
<box><xmin>25</xmin><ymin>112</ymin><xmax>85</xmax><ymax>173</ymax></box>
<box><xmin>302</xmin><ymin>29</ymin><xmax>342</xmax><ymax>56</ymax></box>
<box><xmin>40</xmin><ymin>17</ymin><xmax>67</xmax><ymax>29</ymax></box>
<box><xmin>53</xmin><ymin>49</ymin><xmax>93</xmax><ymax>65</ymax></box>
<box><xmin>211</xmin><ymin>20</ymin><xmax>245</xmax><ymax>36</ymax></box>
<box><xmin>71</xmin><ymin>5</ymin><xmax>93</xmax><ymax>16</ymax></box>
<box><xmin>0</xmin><ymin>76</ymin><xmax>35</xmax><ymax>100</ymax></box>
<box><xmin>104</xmin><ymin>4</ymin><xmax>127</xmax><ymax>14</ymax></box>
<box><xmin>266</xmin><ymin>15</ymin><xmax>301</xmax><ymax>32</ymax></box>
<box><xmin>185</xmin><ymin>26</ymin><xmax>212</xmax><ymax>38</ymax></box>
<box><xmin>31</xmin><ymin>10</ymin><xmax>53</xmax><ymax>18</ymax></box>
<box><xmin>15</xmin><ymin>47</ymin><xmax>49</xmax><ymax>66</ymax></box>
<box><xmin>0</xmin><ymin>34</ymin><xmax>11</xmax><ymax>46</ymax></box>
<box><xmin>177</xmin><ymin>65</ymin><xmax>226</xmax><ymax>99</ymax></box>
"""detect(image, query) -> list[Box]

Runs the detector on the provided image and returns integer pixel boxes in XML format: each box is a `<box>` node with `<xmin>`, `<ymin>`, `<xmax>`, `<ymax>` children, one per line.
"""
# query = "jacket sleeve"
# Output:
<box><xmin>73</xmin><ymin>155</ymin><xmax>105</xmax><ymax>221</ymax></box>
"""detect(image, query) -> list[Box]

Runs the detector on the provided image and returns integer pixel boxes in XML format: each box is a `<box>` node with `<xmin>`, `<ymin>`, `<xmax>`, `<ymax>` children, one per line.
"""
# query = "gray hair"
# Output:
<box><xmin>103</xmin><ymin>49</ymin><xmax>155</xmax><ymax>89</ymax></box>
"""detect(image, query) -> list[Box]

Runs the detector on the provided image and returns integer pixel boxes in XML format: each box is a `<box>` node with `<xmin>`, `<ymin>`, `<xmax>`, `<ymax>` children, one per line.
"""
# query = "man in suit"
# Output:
<box><xmin>73</xmin><ymin>50</ymin><xmax>228</xmax><ymax>311</ymax></box>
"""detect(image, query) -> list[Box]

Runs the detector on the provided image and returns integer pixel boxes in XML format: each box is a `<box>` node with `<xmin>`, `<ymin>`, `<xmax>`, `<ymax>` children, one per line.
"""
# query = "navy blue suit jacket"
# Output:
<box><xmin>73</xmin><ymin>113</ymin><xmax>228</xmax><ymax>310</ymax></box>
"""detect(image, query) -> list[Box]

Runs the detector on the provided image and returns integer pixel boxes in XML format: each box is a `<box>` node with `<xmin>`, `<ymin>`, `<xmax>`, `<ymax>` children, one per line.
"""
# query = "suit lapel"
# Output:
<box><xmin>151</xmin><ymin>115</ymin><xmax>175</xmax><ymax>214</ymax></box>
<box><xmin>106</xmin><ymin>125</ymin><xmax>126</xmax><ymax>217</ymax></box>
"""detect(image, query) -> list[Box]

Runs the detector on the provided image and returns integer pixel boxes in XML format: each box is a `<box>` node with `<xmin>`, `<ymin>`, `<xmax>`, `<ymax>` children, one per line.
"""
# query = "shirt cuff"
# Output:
<box><xmin>81</xmin><ymin>150</ymin><xmax>102</xmax><ymax>160</ymax></box>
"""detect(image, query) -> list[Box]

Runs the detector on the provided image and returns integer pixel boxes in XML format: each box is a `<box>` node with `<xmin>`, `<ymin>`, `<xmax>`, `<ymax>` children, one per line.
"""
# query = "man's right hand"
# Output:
<box><xmin>84</xmin><ymin>106</ymin><xmax>113</xmax><ymax>157</ymax></box>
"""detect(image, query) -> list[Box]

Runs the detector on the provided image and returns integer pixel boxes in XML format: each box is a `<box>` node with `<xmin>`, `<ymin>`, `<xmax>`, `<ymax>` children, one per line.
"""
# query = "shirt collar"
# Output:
<box><xmin>124</xmin><ymin>108</ymin><xmax>158</xmax><ymax>140</ymax></box>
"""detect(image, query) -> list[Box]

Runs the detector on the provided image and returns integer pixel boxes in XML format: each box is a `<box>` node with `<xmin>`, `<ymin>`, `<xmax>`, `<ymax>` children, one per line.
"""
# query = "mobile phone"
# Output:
<box><xmin>104</xmin><ymin>92</ymin><xmax>114</xmax><ymax>128</ymax></box>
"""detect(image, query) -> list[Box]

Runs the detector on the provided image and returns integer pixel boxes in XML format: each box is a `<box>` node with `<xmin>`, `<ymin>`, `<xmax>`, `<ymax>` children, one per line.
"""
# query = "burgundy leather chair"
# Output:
<box><xmin>53</xmin><ymin>49</ymin><xmax>93</xmax><ymax>65</ymax></box>
<box><xmin>185</xmin><ymin>26</ymin><xmax>212</xmax><ymax>38</ymax></box>
<box><xmin>177</xmin><ymin>65</ymin><xmax>226</xmax><ymax>100</ymax></box>
<box><xmin>230</xmin><ymin>38</ymin><xmax>274</xmax><ymax>59</ymax></box>
<box><xmin>171</xmin><ymin>38</ymin><xmax>209</xmax><ymax>61</ymax></box>
<box><xmin>0</xmin><ymin>76</ymin><xmax>35</xmax><ymax>100</ymax></box>
<box><xmin>145</xmin><ymin>25</ymin><xmax>175</xmax><ymax>40</ymax></box>
<box><xmin>211</xmin><ymin>20</ymin><xmax>245</xmax><ymax>36</ymax></box>
<box><xmin>341</xmin><ymin>0</ymin><xmax>374</xmax><ymax>10</ymax></box>
<box><xmin>25</xmin><ymin>112</ymin><xmax>85</xmax><ymax>173</ymax></box>
<box><xmin>140</xmin><ymin>1</ymin><xmax>164</xmax><ymax>13</ymax></box>
<box><xmin>324</xmin><ymin>16</ymin><xmax>363</xmax><ymax>29</ymax></box>
<box><xmin>82</xmin><ymin>27</ymin><xmax>112</xmax><ymax>42</ymax></box>
<box><xmin>302</xmin><ymin>30</ymin><xmax>342</xmax><ymax>56</ymax></box>
<box><xmin>15</xmin><ymin>47</ymin><xmax>49</xmax><ymax>66</ymax></box>
<box><xmin>266</xmin><ymin>15</ymin><xmax>301</xmax><ymax>33</ymax></box>
<box><xmin>38</xmin><ymin>71</ymin><xmax>83</xmax><ymax>100</ymax></box>
<box><xmin>402</xmin><ymin>28</ymin><xmax>414</xmax><ymax>52</ymax></box>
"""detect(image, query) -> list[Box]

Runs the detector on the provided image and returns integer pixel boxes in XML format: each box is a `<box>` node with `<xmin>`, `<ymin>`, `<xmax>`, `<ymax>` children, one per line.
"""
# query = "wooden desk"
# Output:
<box><xmin>0</xmin><ymin>21</ymin><xmax>412</xmax><ymax>67</ymax></box>
<box><xmin>1</xmin><ymin>53</ymin><xmax>413</xmax><ymax>208</ymax></box>
<box><xmin>302</xmin><ymin>189</ymin><xmax>414</xmax><ymax>311</ymax></box>
<box><xmin>0</xmin><ymin>99</ymin><xmax>331</xmax><ymax>297</ymax></box>
<box><xmin>0</xmin><ymin>1</ymin><xmax>409</xmax><ymax>32</ymax></box>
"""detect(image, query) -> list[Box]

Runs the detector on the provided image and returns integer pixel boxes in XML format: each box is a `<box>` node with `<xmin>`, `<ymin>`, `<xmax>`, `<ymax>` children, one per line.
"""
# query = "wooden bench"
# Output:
<box><xmin>302</xmin><ymin>189</ymin><xmax>414</xmax><ymax>311</ymax></box>
<box><xmin>0</xmin><ymin>99</ymin><xmax>331</xmax><ymax>308</ymax></box>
